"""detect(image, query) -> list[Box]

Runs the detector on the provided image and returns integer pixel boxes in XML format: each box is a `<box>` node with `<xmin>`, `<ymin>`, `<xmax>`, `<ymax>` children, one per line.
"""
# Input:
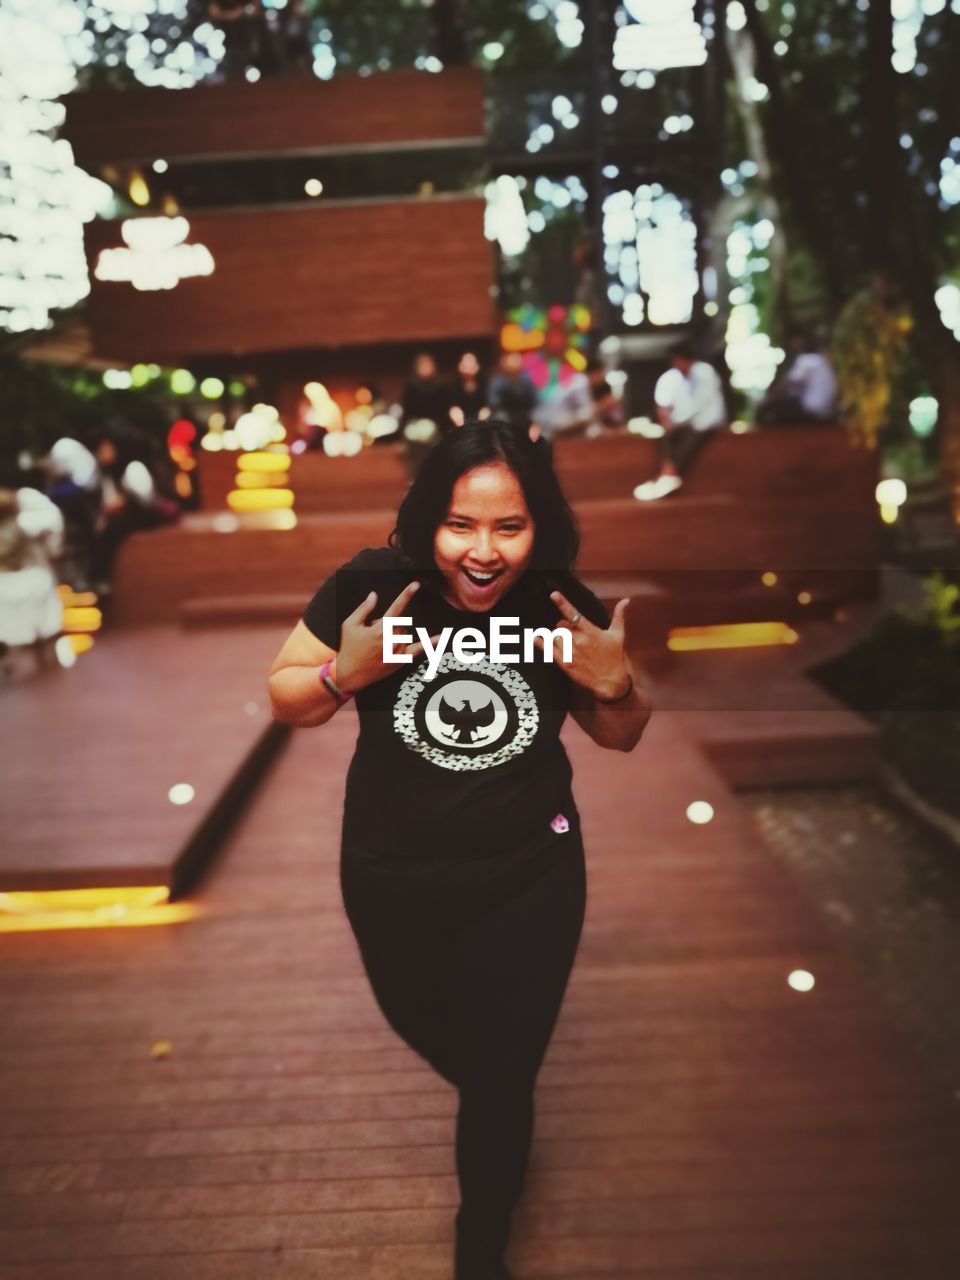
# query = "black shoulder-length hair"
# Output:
<box><xmin>389</xmin><ymin>419</ymin><xmax>579</xmax><ymax>579</ymax></box>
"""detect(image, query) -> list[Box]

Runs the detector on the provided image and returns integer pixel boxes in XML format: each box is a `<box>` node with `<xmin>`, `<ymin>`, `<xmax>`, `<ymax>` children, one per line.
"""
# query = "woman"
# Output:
<box><xmin>449</xmin><ymin>351</ymin><xmax>490</xmax><ymax>428</ymax></box>
<box><xmin>268</xmin><ymin>421</ymin><xmax>650</xmax><ymax>1279</ymax></box>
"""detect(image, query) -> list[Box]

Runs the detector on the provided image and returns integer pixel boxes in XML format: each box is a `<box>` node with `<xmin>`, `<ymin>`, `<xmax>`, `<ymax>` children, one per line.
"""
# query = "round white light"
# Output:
<box><xmin>368</xmin><ymin>413</ymin><xmax>400</xmax><ymax>439</ymax></box>
<box><xmin>787</xmin><ymin>969</ymin><xmax>815</xmax><ymax>993</ymax></box>
<box><xmin>686</xmin><ymin>801</ymin><xmax>714</xmax><ymax>825</ymax></box>
<box><xmin>875</xmin><ymin>478</ymin><xmax>907</xmax><ymax>508</ymax></box>
<box><xmin>304</xmin><ymin>178</ymin><xmax>323</xmax><ymax>197</ymax></box>
<box><xmin>168</xmin><ymin>783</ymin><xmax>195</xmax><ymax>806</ymax></box>
<box><xmin>55</xmin><ymin>636</ymin><xmax>77</xmax><ymax>668</ymax></box>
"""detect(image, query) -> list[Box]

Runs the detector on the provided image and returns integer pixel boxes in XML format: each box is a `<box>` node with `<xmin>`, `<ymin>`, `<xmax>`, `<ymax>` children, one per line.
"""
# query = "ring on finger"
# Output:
<box><xmin>570</xmin><ymin>610</ymin><xmax>582</xmax><ymax>628</ymax></box>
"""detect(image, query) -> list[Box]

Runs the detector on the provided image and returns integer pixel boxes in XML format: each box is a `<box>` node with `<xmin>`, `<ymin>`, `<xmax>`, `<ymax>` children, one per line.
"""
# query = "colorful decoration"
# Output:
<box><xmin>499</xmin><ymin>303</ymin><xmax>593</xmax><ymax>391</ymax></box>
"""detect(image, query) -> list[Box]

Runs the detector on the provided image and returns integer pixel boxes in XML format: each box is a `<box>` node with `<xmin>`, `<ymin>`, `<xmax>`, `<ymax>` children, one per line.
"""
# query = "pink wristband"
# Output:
<box><xmin>318</xmin><ymin>659</ymin><xmax>352</xmax><ymax>702</ymax></box>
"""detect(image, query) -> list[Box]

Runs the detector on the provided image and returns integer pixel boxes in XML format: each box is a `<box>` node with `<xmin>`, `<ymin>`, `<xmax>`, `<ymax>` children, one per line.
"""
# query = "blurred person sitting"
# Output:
<box><xmin>88</xmin><ymin>433</ymin><xmax>178</xmax><ymax>595</ymax></box>
<box><xmin>401</xmin><ymin>352</ymin><xmax>453</xmax><ymax>440</ymax></box>
<box><xmin>536</xmin><ymin>357</ymin><xmax>624</xmax><ymax>442</ymax></box>
<box><xmin>37</xmin><ymin>437</ymin><xmax>100</xmax><ymax>587</ymax></box>
<box><xmin>0</xmin><ymin>485</ymin><xmax>65</xmax><ymax>676</ymax></box>
<box><xmin>448</xmin><ymin>351</ymin><xmax>490</xmax><ymax>429</ymax></box>
<box><xmin>756</xmin><ymin>332</ymin><xmax>839</xmax><ymax>425</ymax></box>
<box><xmin>488</xmin><ymin>350</ymin><xmax>540</xmax><ymax>439</ymax></box>
<box><xmin>635</xmin><ymin>343</ymin><xmax>727</xmax><ymax>501</ymax></box>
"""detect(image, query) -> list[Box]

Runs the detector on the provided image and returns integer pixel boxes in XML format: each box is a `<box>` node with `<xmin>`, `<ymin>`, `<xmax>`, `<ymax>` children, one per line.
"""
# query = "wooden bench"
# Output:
<box><xmin>196</xmin><ymin>444</ymin><xmax>410</xmax><ymax>514</ymax></box>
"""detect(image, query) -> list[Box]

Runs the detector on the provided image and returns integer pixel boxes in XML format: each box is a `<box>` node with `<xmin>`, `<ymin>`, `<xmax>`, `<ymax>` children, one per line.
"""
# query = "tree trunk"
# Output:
<box><xmin>724</xmin><ymin>25</ymin><xmax>790</xmax><ymax>332</ymax></box>
<box><xmin>740</xmin><ymin>0</ymin><xmax>848</xmax><ymax>306</ymax></box>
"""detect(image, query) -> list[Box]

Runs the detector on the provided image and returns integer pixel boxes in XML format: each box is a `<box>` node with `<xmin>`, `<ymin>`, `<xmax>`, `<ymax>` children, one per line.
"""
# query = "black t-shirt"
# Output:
<box><xmin>302</xmin><ymin>546</ymin><xmax>609</xmax><ymax>902</ymax></box>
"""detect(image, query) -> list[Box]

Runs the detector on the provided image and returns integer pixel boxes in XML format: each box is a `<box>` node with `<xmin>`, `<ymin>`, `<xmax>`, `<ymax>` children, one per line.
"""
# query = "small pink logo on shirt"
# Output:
<box><xmin>550</xmin><ymin>813</ymin><xmax>570</xmax><ymax>834</ymax></box>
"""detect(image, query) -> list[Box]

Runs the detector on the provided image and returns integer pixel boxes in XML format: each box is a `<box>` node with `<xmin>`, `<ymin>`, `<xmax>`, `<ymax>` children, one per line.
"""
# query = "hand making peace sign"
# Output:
<box><xmin>536</xmin><ymin>590</ymin><xmax>633</xmax><ymax>703</ymax></box>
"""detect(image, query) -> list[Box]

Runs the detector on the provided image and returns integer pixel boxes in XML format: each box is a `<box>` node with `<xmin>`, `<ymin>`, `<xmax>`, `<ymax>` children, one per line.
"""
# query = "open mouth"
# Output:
<box><xmin>461</xmin><ymin>567</ymin><xmax>504</xmax><ymax>590</ymax></box>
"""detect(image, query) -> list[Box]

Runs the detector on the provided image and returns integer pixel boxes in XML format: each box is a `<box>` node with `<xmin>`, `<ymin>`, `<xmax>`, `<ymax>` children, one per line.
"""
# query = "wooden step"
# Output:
<box><xmin>0</xmin><ymin>626</ymin><xmax>290</xmax><ymax>894</ymax></box>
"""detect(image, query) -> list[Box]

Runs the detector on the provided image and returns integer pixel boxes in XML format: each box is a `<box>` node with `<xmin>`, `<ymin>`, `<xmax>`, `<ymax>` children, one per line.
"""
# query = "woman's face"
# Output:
<box><xmin>433</xmin><ymin>462</ymin><xmax>535</xmax><ymax>612</ymax></box>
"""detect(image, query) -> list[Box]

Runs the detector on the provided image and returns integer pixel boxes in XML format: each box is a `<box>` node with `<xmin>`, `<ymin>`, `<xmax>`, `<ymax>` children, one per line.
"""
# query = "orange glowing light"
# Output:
<box><xmin>0</xmin><ymin>885</ymin><xmax>198</xmax><ymax>933</ymax></box>
<box><xmin>58</xmin><ymin>585</ymin><xmax>98</xmax><ymax>607</ymax></box>
<box><xmin>235</xmin><ymin>471</ymin><xmax>291</xmax><ymax>490</ymax></box>
<box><xmin>356</xmin><ymin>387</ymin><xmax>373</xmax><ymax>405</ymax></box>
<box><xmin>667</xmin><ymin>622</ymin><xmax>799</xmax><ymax>652</ymax></box>
<box><xmin>227</xmin><ymin>488</ymin><xmax>295</xmax><ymax>512</ymax></box>
<box><xmin>761</xmin><ymin>572</ymin><xmax>778</xmax><ymax>587</ymax></box>
<box><xmin>500</xmin><ymin>323</ymin><xmax>544</xmax><ymax>354</ymax></box>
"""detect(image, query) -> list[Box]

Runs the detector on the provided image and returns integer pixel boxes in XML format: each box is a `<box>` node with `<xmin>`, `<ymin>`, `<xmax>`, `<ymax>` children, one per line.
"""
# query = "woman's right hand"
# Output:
<box><xmin>334</xmin><ymin>581</ymin><xmax>425</xmax><ymax>695</ymax></box>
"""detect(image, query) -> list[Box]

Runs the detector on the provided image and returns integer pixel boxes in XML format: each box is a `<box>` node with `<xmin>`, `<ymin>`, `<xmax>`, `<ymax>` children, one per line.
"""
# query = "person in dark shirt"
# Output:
<box><xmin>401</xmin><ymin>351</ymin><xmax>454</xmax><ymax>436</ymax></box>
<box><xmin>449</xmin><ymin>350</ymin><xmax>490</xmax><ymax>428</ymax></box>
<box><xmin>268</xmin><ymin>422</ymin><xmax>650</xmax><ymax>1279</ymax></box>
<box><xmin>488</xmin><ymin>351</ymin><xmax>540</xmax><ymax>439</ymax></box>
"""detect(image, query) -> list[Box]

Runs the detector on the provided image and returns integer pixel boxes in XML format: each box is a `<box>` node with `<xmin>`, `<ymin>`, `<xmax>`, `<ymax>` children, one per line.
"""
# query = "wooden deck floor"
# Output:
<box><xmin>2</xmin><ymin>685</ymin><xmax>959</xmax><ymax>1276</ymax></box>
<box><xmin>0</xmin><ymin>627</ymin><xmax>286</xmax><ymax>892</ymax></box>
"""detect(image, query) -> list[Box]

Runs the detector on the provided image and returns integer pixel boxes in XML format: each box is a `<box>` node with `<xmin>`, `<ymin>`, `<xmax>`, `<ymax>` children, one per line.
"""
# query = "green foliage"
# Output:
<box><xmin>813</xmin><ymin>574</ymin><xmax>960</xmax><ymax>719</ymax></box>
<box><xmin>0</xmin><ymin>350</ymin><xmax>175</xmax><ymax>467</ymax></box>
<box><xmin>829</xmin><ymin>283</ymin><xmax>915</xmax><ymax>448</ymax></box>
<box><xmin>814</xmin><ymin>571</ymin><xmax>960</xmax><ymax>816</ymax></box>
<box><xmin>913</xmin><ymin>572</ymin><xmax>960</xmax><ymax>647</ymax></box>
<box><xmin>77</xmin><ymin>0</ymin><xmax>580</xmax><ymax>88</ymax></box>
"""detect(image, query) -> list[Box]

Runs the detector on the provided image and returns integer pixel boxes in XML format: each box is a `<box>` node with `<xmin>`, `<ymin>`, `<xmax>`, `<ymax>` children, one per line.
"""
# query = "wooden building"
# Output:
<box><xmin>61</xmin><ymin>70</ymin><xmax>495</xmax><ymax>409</ymax></box>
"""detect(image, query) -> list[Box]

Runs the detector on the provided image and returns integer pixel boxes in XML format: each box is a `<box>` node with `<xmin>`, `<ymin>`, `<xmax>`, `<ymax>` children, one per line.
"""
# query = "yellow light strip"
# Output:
<box><xmin>0</xmin><ymin>904</ymin><xmax>198</xmax><ymax>933</ymax></box>
<box><xmin>667</xmin><ymin>621</ymin><xmax>799</xmax><ymax>652</ymax></box>
<box><xmin>236</xmin><ymin>451</ymin><xmax>290</xmax><ymax>473</ymax></box>
<box><xmin>0</xmin><ymin>886</ymin><xmax>199</xmax><ymax>933</ymax></box>
<box><xmin>61</xmin><ymin>606</ymin><xmax>103</xmax><ymax>632</ymax></box>
<box><xmin>227</xmin><ymin>488</ymin><xmax>294</xmax><ymax>512</ymax></box>
<box><xmin>1</xmin><ymin>886</ymin><xmax>170</xmax><ymax>913</ymax></box>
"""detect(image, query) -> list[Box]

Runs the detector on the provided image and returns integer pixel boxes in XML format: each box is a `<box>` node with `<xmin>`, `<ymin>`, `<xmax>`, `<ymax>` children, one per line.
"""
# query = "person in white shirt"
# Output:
<box><xmin>756</xmin><ymin>333</ymin><xmax>838</xmax><ymax>424</ymax></box>
<box><xmin>635</xmin><ymin>343</ymin><xmax>728</xmax><ymax>500</ymax></box>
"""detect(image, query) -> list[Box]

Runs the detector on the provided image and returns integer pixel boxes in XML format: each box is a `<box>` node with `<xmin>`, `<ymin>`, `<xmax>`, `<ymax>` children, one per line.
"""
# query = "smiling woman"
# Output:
<box><xmin>266</xmin><ymin>419</ymin><xmax>650</xmax><ymax>1279</ymax></box>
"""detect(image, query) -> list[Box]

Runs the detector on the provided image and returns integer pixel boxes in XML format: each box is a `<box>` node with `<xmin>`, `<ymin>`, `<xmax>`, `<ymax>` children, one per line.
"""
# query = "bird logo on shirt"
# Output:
<box><xmin>394</xmin><ymin>656</ymin><xmax>539</xmax><ymax>771</ymax></box>
<box><xmin>437</xmin><ymin>694</ymin><xmax>496</xmax><ymax>744</ymax></box>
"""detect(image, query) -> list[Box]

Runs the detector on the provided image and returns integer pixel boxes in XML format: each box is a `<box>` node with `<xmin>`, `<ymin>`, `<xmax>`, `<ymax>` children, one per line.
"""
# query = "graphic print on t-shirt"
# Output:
<box><xmin>394</xmin><ymin>652</ymin><xmax>539</xmax><ymax>772</ymax></box>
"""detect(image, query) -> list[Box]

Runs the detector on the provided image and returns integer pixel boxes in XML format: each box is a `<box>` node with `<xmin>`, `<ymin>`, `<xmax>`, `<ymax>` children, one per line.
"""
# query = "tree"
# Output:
<box><xmin>732</xmin><ymin>0</ymin><xmax>960</xmax><ymax>515</ymax></box>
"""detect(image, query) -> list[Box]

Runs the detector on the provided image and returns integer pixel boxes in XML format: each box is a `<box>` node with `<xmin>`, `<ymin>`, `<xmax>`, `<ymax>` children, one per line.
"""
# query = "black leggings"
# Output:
<box><xmin>661</xmin><ymin>423</ymin><xmax>718</xmax><ymax>475</ymax></box>
<box><xmin>340</xmin><ymin>842</ymin><xmax>587</xmax><ymax>1267</ymax></box>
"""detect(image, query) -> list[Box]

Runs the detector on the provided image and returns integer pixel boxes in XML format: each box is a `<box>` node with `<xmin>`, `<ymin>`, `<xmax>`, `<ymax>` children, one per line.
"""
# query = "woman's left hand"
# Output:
<box><xmin>537</xmin><ymin>590</ymin><xmax>632</xmax><ymax>701</ymax></box>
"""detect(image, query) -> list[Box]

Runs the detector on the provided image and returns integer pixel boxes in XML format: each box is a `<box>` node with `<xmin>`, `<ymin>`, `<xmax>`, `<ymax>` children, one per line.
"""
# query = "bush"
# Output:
<box><xmin>813</xmin><ymin>574</ymin><xmax>960</xmax><ymax>818</ymax></box>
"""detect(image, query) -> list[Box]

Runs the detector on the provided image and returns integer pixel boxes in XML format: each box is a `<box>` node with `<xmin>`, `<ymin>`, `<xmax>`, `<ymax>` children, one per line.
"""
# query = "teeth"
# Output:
<box><xmin>466</xmin><ymin>570</ymin><xmax>497</xmax><ymax>582</ymax></box>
